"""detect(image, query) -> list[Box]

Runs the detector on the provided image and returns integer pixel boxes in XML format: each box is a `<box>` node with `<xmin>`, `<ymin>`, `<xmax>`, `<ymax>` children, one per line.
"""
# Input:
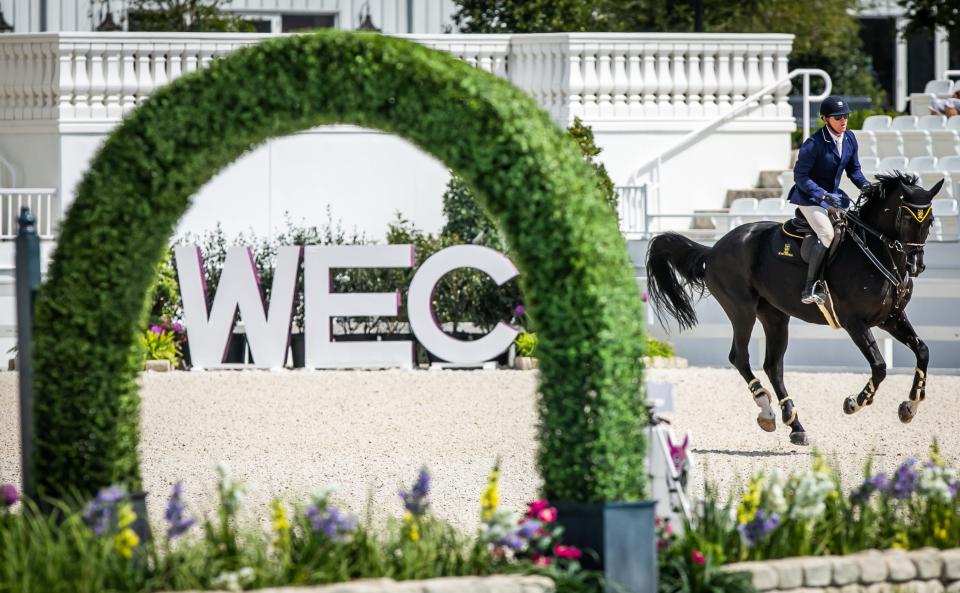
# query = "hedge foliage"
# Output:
<box><xmin>31</xmin><ymin>30</ymin><xmax>647</xmax><ymax>502</ymax></box>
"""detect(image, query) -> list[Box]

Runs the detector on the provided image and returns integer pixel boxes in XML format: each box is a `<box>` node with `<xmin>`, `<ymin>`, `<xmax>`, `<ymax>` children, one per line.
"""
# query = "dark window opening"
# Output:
<box><xmin>858</xmin><ymin>17</ymin><xmax>896</xmax><ymax>109</ymax></box>
<box><xmin>281</xmin><ymin>13</ymin><xmax>336</xmax><ymax>33</ymax></box>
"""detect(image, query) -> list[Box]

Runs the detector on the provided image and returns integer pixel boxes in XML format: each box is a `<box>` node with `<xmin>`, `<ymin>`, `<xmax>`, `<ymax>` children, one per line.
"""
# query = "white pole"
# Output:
<box><xmin>803</xmin><ymin>73</ymin><xmax>811</xmax><ymax>141</ymax></box>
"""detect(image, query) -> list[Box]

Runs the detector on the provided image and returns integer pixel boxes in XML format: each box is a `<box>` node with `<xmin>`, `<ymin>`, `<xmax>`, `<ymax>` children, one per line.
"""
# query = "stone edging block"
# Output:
<box><xmin>156</xmin><ymin>575</ymin><xmax>555</xmax><ymax>593</ymax></box>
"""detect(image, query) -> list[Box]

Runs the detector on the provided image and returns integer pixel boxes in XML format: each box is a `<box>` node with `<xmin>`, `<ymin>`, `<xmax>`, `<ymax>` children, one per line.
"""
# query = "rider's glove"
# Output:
<box><xmin>825</xmin><ymin>205</ymin><xmax>841</xmax><ymax>222</ymax></box>
<box><xmin>821</xmin><ymin>193</ymin><xmax>844</xmax><ymax>208</ymax></box>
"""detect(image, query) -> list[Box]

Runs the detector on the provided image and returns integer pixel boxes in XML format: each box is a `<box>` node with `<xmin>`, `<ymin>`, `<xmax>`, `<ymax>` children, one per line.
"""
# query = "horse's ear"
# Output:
<box><xmin>929</xmin><ymin>178</ymin><xmax>945</xmax><ymax>199</ymax></box>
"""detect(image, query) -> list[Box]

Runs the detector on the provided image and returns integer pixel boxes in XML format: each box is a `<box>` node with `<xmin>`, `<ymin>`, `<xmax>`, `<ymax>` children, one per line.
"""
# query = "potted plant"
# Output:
<box><xmin>514</xmin><ymin>331</ymin><xmax>538</xmax><ymax>370</ymax></box>
<box><xmin>141</xmin><ymin>324</ymin><xmax>181</xmax><ymax>371</ymax></box>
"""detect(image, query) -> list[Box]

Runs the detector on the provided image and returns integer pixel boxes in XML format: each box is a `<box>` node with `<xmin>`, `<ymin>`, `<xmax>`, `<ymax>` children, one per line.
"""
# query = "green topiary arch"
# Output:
<box><xmin>32</xmin><ymin>31</ymin><xmax>647</xmax><ymax>503</ymax></box>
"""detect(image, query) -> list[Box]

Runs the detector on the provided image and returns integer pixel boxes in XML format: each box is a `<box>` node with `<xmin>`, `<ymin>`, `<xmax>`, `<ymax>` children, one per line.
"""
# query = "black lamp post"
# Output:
<box><xmin>357</xmin><ymin>2</ymin><xmax>380</xmax><ymax>32</ymax></box>
<box><xmin>96</xmin><ymin>3</ymin><xmax>122</xmax><ymax>31</ymax></box>
<box><xmin>0</xmin><ymin>2</ymin><xmax>14</xmax><ymax>33</ymax></box>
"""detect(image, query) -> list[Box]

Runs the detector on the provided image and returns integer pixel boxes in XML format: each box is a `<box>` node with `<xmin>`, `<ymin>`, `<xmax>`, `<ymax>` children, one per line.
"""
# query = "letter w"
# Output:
<box><xmin>175</xmin><ymin>245</ymin><xmax>301</xmax><ymax>369</ymax></box>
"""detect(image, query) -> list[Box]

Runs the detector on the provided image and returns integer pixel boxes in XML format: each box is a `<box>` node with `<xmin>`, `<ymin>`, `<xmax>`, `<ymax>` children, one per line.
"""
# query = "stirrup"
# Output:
<box><xmin>801</xmin><ymin>281</ymin><xmax>826</xmax><ymax>305</ymax></box>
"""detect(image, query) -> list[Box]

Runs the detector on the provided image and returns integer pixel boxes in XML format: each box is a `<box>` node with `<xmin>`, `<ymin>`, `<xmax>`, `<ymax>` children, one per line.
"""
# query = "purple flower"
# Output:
<box><xmin>172</xmin><ymin>322</ymin><xmax>184</xmax><ymax>334</ymax></box>
<box><xmin>0</xmin><ymin>483</ymin><xmax>19</xmax><ymax>508</ymax></box>
<box><xmin>164</xmin><ymin>482</ymin><xmax>195</xmax><ymax>539</ymax></box>
<box><xmin>399</xmin><ymin>467</ymin><xmax>431</xmax><ymax>517</ymax></box>
<box><xmin>738</xmin><ymin>510</ymin><xmax>780</xmax><ymax>547</ymax></box>
<box><xmin>889</xmin><ymin>459</ymin><xmax>919</xmax><ymax>500</ymax></box>
<box><xmin>514</xmin><ymin>305</ymin><xmax>526</xmax><ymax>317</ymax></box>
<box><xmin>305</xmin><ymin>503</ymin><xmax>357</xmax><ymax>541</ymax></box>
<box><xmin>515</xmin><ymin>519</ymin><xmax>541</xmax><ymax>540</ymax></box>
<box><xmin>851</xmin><ymin>473</ymin><xmax>889</xmax><ymax>505</ymax></box>
<box><xmin>641</xmin><ymin>291</ymin><xmax>649</xmax><ymax>303</ymax></box>
<box><xmin>496</xmin><ymin>533</ymin><xmax>525</xmax><ymax>551</ymax></box>
<box><xmin>149</xmin><ymin>325</ymin><xmax>163</xmax><ymax>335</ymax></box>
<box><xmin>83</xmin><ymin>485</ymin><xmax>126</xmax><ymax>536</ymax></box>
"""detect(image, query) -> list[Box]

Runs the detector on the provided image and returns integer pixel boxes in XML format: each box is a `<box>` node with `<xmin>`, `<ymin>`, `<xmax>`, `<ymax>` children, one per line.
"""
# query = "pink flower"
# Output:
<box><xmin>664</xmin><ymin>523</ymin><xmax>673</xmax><ymax>535</ymax></box>
<box><xmin>657</xmin><ymin>539</ymin><xmax>669</xmax><ymax>551</ymax></box>
<box><xmin>537</xmin><ymin>506</ymin><xmax>558</xmax><ymax>523</ymax></box>
<box><xmin>527</xmin><ymin>499</ymin><xmax>550</xmax><ymax>517</ymax></box>
<box><xmin>532</xmin><ymin>553</ymin><xmax>552</xmax><ymax>567</ymax></box>
<box><xmin>554</xmin><ymin>544</ymin><xmax>582</xmax><ymax>559</ymax></box>
<box><xmin>691</xmin><ymin>549</ymin><xmax>705</xmax><ymax>565</ymax></box>
<box><xmin>640</xmin><ymin>291</ymin><xmax>649</xmax><ymax>303</ymax></box>
<box><xmin>149</xmin><ymin>325</ymin><xmax>163</xmax><ymax>335</ymax></box>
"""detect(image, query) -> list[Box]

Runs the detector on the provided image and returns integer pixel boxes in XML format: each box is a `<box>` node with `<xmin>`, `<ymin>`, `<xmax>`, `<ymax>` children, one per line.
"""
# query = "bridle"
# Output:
<box><xmin>846</xmin><ymin>183</ymin><xmax>933</xmax><ymax>312</ymax></box>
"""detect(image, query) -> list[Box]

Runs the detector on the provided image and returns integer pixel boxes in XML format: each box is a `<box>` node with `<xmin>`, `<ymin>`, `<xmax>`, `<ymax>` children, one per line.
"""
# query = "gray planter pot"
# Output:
<box><xmin>554</xmin><ymin>501</ymin><xmax>657</xmax><ymax>593</ymax></box>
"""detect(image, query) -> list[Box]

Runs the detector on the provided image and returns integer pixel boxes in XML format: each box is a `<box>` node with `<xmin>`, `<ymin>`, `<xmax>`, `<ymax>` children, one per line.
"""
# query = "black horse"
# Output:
<box><xmin>646</xmin><ymin>172</ymin><xmax>942</xmax><ymax>445</ymax></box>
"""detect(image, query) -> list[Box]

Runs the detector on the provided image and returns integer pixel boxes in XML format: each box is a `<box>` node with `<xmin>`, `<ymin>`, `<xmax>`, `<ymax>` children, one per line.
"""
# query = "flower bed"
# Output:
<box><xmin>657</xmin><ymin>444</ymin><xmax>960</xmax><ymax>593</ymax></box>
<box><xmin>0</xmin><ymin>465</ymin><xmax>597</xmax><ymax>593</ymax></box>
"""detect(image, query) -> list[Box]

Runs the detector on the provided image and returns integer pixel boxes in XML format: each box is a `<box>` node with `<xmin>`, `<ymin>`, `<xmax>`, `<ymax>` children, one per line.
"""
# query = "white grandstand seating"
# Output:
<box><xmin>710</xmin><ymin>198</ymin><xmax>756</xmax><ymax>232</ymax></box>
<box><xmin>778</xmin><ymin>171</ymin><xmax>793</xmax><ymax>201</ymax></box>
<box><xmin>878</xmin><ymin>156</ymin><xmax>909</xmax><ymax>172</ymax></box>
<box><xmin>926</xmin><ymin>80</ymin><xmax>953</xmax><ymax>95</ymax></box>
<box><xmin>854</xmin><ymin>115</ymin><xmax>891</xmax><ymax>158</ymax></box>
<box><xmin>861</xmin><ymin>156</ymin><xmax>879</xmax><ymax>173</ymax></box>
<box><xmin>899</xmin><ymin>118</ymin><xmax>933</xmax><ymax>157</ymax></box>
<box><xmin>937</xmin><ymin>155</ymin><xmax>960</xmax><ymax>199</ymax></box>
<box><xmin>872</xmin><ymin>116</ymin><xmax>909</xmax><ymax>158</ymax></box>
<box><xmin>932</xmin><ymin>199</ymin><xmax>960</xmax><ymax>240</ymax></box>
<box><xmin>909</xmin><ymin>156</ymin><xmax>948</xmax><ymax>196</ymax></box>
<box><xmin>920</xmin><ymin>115</ymin><xmax>960</xmax><ymax>156</ymax></box>
<box><xmin>948</xmin><ymin>116</ymin><xmax>960</xmax><ymax>131</ymax></box>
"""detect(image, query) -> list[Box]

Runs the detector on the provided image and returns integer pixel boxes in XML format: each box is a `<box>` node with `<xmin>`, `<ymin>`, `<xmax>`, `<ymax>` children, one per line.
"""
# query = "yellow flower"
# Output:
<box><xmin>737</xmin><ymin>477</ymin><xmax>763</xmax><ymax>524</ymax></box>
<box><xmin>113</xmin><ymin>527</ymin><xmax>140</xmax><ymax>559</ymax></box>
<box><xmin>892</xmin><ymin>531</ymin><xmax>909</xmax><ymax>549</ymax></box>
<box><xmin>117</xmin><ymin>503</ymin><xmax>136</xmax><ymax>529</ymax></box>
<box><xmin>403</xmin><ymin>511</ymin><xmax>420</xmax><ymax>543</ymax></box>
<box><xmin>480</xmin><ymin>465</ymin><xmax>500</xmax><ymax>521</ymax></box>
<box><xmin>271</xmin><ymin>500</ymin><xmax>290</xmax><ymax>545</ymax></box>
<box><xmin>930</xmin><ymin>443</ymin><xmax>946</xmax><ymax>468</ymax></box>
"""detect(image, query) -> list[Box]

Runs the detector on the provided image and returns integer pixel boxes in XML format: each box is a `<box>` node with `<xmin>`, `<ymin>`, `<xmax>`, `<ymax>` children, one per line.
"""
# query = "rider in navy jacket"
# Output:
<box><xmin>787</xmin><ymin>95</ymin><xmax>871</xmax><ymax>305</ymax></box>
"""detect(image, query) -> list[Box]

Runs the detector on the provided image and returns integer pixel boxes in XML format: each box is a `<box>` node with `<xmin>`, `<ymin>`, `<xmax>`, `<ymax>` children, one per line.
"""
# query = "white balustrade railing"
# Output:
<box><xmin>0</xmin><ymin>189</ymin><xmax>58</xmax><ymax>239</ymax></box>
<box><xmin>0</xmin><ymin>32</ymin><xmax>794</xmax><ymax>124</ymax></box>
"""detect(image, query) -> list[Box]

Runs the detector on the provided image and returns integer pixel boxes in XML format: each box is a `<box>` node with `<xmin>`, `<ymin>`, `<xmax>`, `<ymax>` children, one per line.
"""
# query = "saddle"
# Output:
<box><xmin>773</xmin><ymin>209</ymin><xmax>849</xmax><ymax>330</ymax></box>
<box><xmin>773</xmin><ymin>209</ymin><xmax>845</xmax><ymax>265</ymax></box>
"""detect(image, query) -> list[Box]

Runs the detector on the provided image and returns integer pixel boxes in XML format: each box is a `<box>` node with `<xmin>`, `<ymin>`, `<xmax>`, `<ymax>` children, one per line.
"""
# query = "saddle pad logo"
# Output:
<box><xmin>778</xmin><ymin>243</ymin><xmax>794</xmax><ymax>257</ymax></box>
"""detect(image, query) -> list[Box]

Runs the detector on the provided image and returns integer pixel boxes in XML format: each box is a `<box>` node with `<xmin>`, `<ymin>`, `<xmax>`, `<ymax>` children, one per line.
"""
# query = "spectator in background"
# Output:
<box><xmin>930</xmin><ymin>90</ymin><xmax>960</xmax><ymax>116</ymax></box>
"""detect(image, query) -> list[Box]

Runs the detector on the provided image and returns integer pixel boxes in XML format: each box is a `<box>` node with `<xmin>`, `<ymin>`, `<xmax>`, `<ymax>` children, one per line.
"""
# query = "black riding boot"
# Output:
<box><xmin>801</xmin><ymin>240</ymin><xmax>828</xmax><ymax>305</ymax></box>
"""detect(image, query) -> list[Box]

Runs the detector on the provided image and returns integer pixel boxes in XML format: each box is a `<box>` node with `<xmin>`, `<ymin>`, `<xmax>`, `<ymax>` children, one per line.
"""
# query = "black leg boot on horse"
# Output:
<box><xmin>801</xmin><ymin>240</ymin><xmax>828</xmax><ymax>305</ymax></box>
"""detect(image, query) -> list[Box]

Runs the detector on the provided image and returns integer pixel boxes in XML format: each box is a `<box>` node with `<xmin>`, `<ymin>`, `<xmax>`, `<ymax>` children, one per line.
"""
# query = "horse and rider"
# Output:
<box><xmin>647</xmin><ymin>95</ymin><xmax>943</xmax><ymax>446</ymax></box>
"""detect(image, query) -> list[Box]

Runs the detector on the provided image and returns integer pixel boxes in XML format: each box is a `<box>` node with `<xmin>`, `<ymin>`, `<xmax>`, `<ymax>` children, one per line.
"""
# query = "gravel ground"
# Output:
<box><xmin>1</xmin><ymin>368</ymin><xmax>958</xmax><ymax>532</ymax></box>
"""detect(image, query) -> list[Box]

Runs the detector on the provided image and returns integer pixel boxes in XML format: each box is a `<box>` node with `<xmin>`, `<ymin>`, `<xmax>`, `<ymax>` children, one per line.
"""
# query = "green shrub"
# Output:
<box><xmin>32</xmin><ymin>30</ymin><xmax>646</xmax><ymax>503</ymax></box>
<box><xmin>645</xmin><ymin>336</ymin><xmax>675</xmax><ymax>358</ymax></box>
<box><xmin>515</xmin><ymin>332</ymin><xmax>537</xmax><ymax>357</ymax></box>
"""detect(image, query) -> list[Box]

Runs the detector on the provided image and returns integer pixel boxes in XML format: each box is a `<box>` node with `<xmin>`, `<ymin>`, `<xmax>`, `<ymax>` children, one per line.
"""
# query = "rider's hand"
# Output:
<box><xmin>823</xmin><ymin>193</ymin><xmax>844</xmax><ymax>208</ymax></box>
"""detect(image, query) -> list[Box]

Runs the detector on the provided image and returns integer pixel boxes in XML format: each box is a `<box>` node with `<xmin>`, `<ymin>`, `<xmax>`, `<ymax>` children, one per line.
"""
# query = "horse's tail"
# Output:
<box><xmin>645</xmin><ymin>233</ymin><xmax>710</xmax><ymax>331</ymax></box>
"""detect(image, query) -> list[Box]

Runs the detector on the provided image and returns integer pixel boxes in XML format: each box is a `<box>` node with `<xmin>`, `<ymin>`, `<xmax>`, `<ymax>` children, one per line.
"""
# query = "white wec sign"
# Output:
<box><xmin>175</xmin><ymin>244</ymin><xmax>520</xmax><ymax>370</ymax></box>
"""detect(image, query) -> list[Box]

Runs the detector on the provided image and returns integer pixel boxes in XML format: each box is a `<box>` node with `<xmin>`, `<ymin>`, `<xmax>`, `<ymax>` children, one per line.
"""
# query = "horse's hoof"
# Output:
<box><xmin>898</xmin><ymin>401</ymin><xmax>915</xmax><ymax>424</ymax></box>
<box><xmin>790</xmin><ymin>431</ymin><xmax>810</xmax><ymax>446</ymax></box>
<box><xmin>757</xmin><ymin>415</ymin><xmax>776</xmax><ymax>433</ymax></box>
<box><xmin>843</xmin><ymin>396</ymin><xmax>859</xmax><ymax>415</ymax></box>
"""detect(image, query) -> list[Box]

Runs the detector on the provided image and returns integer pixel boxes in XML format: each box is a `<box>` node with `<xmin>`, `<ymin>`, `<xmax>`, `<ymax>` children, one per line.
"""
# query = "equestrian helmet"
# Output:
<box><xmin>820</xmin><ymin>95</ymin><xmax>851</xmax><ymax>117</ymax></box>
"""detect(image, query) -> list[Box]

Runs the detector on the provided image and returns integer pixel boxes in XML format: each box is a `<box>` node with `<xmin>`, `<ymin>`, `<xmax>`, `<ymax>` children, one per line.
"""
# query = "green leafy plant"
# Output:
<box><xmin>140</xmin><ymin>326</ymin><xmax>181</xmax><ymax>365</ymax></box>
<box><xmin>646</xmin><ymin>336</ymin><xmax>675</xmax><ymax>358</ymax></box>
<box><xmin>33</xmin><ymin>30</ymin><xmax>646</xmax><ymax>504</ymax></box>
<box><xmin>515</xmin><ymin>332</ymin><xmax>538</xmax><ymax>357</ymax></box>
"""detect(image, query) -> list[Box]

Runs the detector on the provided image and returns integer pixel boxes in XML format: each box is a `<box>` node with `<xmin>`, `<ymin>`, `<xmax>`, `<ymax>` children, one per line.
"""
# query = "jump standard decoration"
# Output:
<box><xmin>24</xmin><ymin>29</ymin><xmax>652</xmax><ymax>592</ymax></box>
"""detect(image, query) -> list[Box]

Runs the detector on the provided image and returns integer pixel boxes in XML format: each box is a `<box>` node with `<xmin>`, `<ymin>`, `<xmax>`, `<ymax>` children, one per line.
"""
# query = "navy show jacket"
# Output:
<box><xmin>788</xmin><ymin>126</ymin><xmax>870</xmax><ymax>208</ymax></box>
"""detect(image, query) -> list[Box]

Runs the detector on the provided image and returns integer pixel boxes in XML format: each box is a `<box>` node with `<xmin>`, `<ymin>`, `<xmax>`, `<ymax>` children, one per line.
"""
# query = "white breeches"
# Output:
<box><xmin>798</xmin><ymin>205</ymin><xmax>835</xmax><ymax>246</ymax></box>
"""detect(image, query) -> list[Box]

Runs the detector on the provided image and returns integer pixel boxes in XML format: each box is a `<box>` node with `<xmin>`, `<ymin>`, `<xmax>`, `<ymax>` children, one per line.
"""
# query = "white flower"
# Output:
<box><xmin>766</xmin><ymin>470</ymin><xmax>788</xmax><ymax>514</ymax></box>
<box><xmin>919</xmin><ymin>464</ymin><xmax>957</xmax><ymax>503</ymax></box>
<box><xmin>211</xmin><ymin>567</ymin><xmax>256</xmax><ymax>592</ymax></box>
<box><xmin>790</xmin><ymin>471</ymin><xmax>835</xmax><ymax>520</ymax></box>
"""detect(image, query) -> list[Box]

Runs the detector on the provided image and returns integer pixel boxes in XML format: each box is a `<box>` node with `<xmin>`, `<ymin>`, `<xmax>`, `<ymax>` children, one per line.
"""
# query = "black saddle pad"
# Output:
<box><xmin>772</xmin><ymin>210</ymin><xmax>810</xmax><ymax>265</ymax></box>
<box><xmin>772</xmin><ymin>208</ymin><xmax>845</xmax><ymax>265</ymax></box>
